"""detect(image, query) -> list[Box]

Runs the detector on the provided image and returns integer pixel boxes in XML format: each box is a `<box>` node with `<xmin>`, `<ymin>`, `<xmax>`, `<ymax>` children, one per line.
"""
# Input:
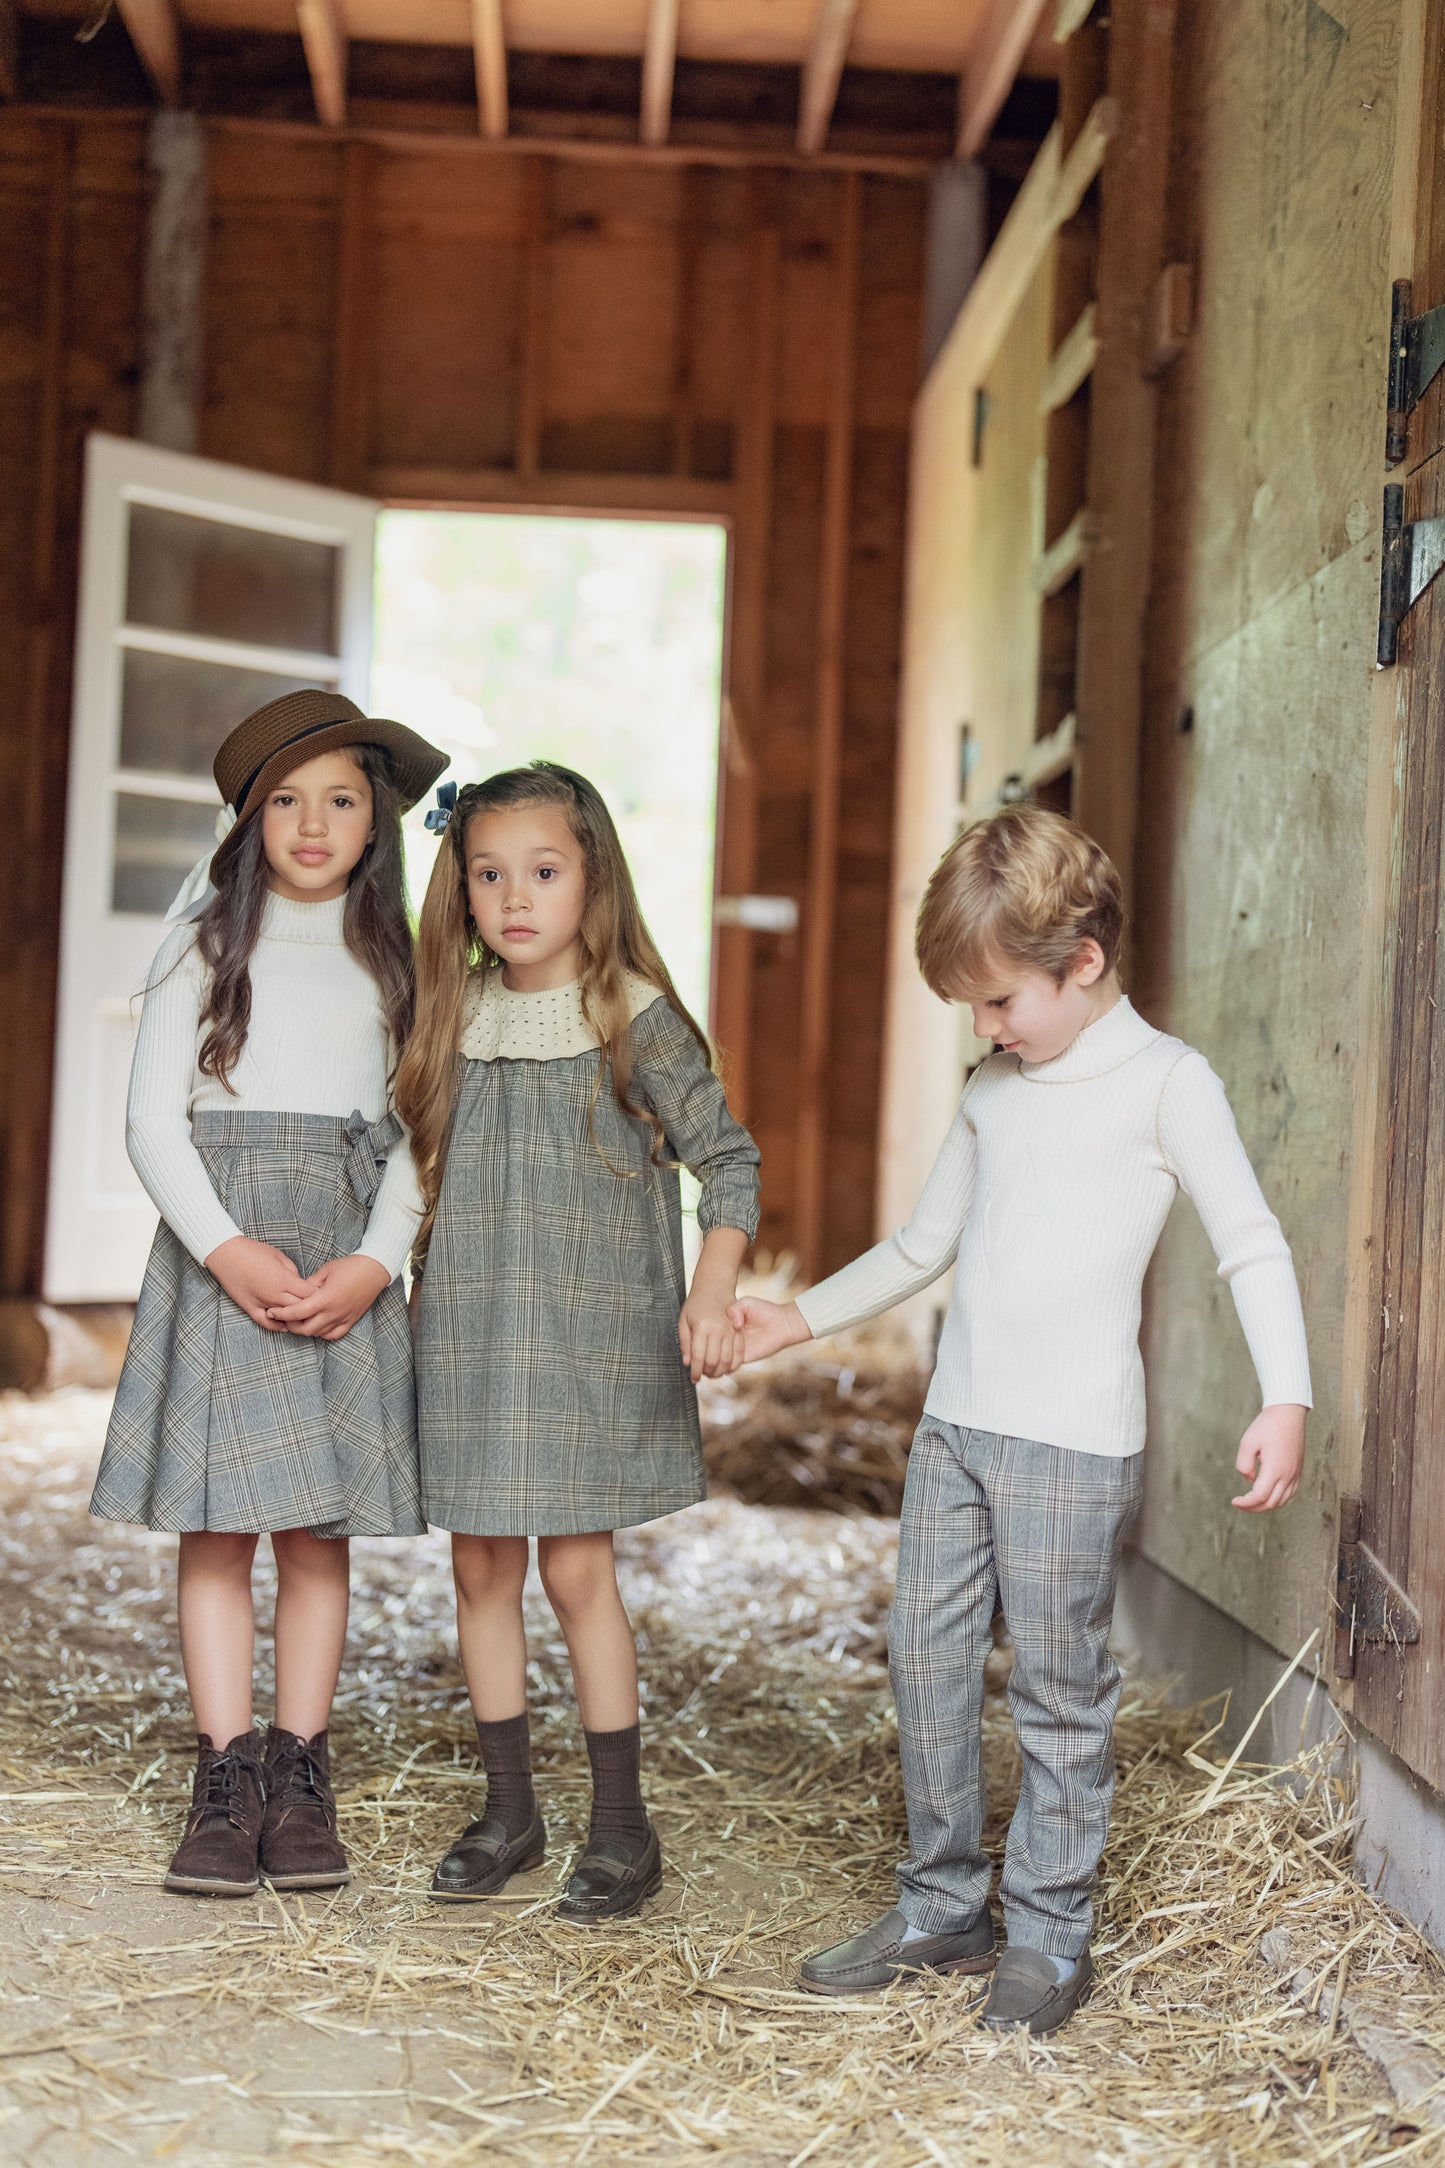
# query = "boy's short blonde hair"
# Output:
<box><xmin>915</xmin><ymin>803</ymin><xmax>1124</xmax><ymax>1000</ymax></box>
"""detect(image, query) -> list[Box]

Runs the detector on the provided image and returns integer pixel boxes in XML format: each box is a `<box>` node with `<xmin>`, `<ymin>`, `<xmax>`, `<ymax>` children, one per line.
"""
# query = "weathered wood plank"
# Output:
<box><xmin>116</xmin><ymin>0</ymin><xmax>180</xmax><ymax>106</ymax></box>
<box><xmin>797</xmin><ymin>0</ymin><xmax>861</xmax><ymax>156</ymax></box>
<box><xmin>330</xmin><ymin>139</ymin><xmax>371</xmax><ymax>486</ymax></box>
<box><xmin>1039</xmin><ymin>298</ymin><xmax>1096</xmax><ymax>412</ymax></box>
<box><xmin>713</xmin><ymin>209</ymin><xmax>782</xmax><ymax>1124</ymax></box>
<box><xmin>641</xmin><ymin>0</ymin><xmax>680</xmax><ymax>147</ymax></box>
<box><xmin>795</xmin><ymin>170</ymin><xmax>861</xmax><ymax>1280</ymax></box>
<box><xmin>471</xmin><ymin>0</ymin><xmax>508</xmax><ymax>138</ymax></box>
<box><xmin>297</xmin><ymin>0</ymin><xmax>348</xmax><ymax>128</ymax></box>
<box><xmin>957</xmin><ymin>0</ymin><xmax>1051</xmax><ymax>160</ymax></box>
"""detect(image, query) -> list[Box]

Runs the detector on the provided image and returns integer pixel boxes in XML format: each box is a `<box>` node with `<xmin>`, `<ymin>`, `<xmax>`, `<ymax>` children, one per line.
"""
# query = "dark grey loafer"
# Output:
<box><xmin>556</xmin><ymin>1823</ymin><xmax>662</xmax><ymax>1923</ymax></box>
<box><xmin>980</xmin><ymin>1945</ymin><xmax>1094</xmax><ymax>2034</ymax></box>
<box><xmin>799</xmin><ymin>1905</ymin><xmax>997</xmax><ymax>1996</ymax></box>
<box><xmin>428</xmin><ymin>1809</ymin><xmax>546</xmax><ymax>1901</ymax></box>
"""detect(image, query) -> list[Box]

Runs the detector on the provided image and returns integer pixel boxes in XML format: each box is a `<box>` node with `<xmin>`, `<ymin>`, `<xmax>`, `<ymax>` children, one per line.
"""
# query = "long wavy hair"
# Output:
<box><xmin>396</xmin><ymin>761</ymin><xmax>712</xmax><ymax>1259</ymax></box>
<box><xmin>194</xmin><ymin>741</ymin><xmax>414</xmax><ymax>1087</ymax></box>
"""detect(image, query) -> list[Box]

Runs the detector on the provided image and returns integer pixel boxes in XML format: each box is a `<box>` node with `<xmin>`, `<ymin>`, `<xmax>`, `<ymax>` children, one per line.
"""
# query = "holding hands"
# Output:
<box><xmin>726</xmin><ymin>1297</ymin><xmax>812</xmax><ymax>1366</ymax></box>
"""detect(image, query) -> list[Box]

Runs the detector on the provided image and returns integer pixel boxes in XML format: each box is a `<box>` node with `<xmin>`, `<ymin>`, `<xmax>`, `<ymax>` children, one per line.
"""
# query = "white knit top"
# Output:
<box><xmin>126</xmin><ymin>891</ymin><xmax>421</xmax><ymax>1278</ymax></box>
<box><xmin>796</xmin><ymin>997</ymin><xmax>1312</xmax><ymax>1458</ymax></box>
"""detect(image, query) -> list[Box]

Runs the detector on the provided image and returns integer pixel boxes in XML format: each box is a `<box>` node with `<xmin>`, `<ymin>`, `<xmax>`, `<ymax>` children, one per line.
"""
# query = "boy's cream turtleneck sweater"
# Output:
<box><xmin>126</xmin><ymin>891</ymin><xmax>421</xmax><ymax>1278</ymax></box>
<box><xmin>796</xmin><ymin>997</ymin><xmax>1311</xmax><ymax>1458</ymax></box>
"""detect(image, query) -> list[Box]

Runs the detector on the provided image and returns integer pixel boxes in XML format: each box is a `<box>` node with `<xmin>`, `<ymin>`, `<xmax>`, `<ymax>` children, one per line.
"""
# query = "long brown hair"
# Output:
<box><xmin>195</xmin><ymin>741</ymin><xmax>415</xmax><ymax>1087</ymax></box>
<box><xmin>396</xmin><ymin>761</ymin><xmax>712</xmax><ymax>1255</ymax></box>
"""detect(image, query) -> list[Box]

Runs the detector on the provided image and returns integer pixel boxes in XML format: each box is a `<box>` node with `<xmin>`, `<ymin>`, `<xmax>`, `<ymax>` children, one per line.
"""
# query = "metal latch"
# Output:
<box><xmin>1334</xmin><ymin>1494</ymin><xmax>1422</xmax><ymax>1679</ymax></box>
<box><xmin>1386</xmin><ymin>279</ymin><xmax>1445</xmax><ymax>466</ymax></box>
<box><xmin>1377</xmin><ymin>483</ymin><xmax>1445</xmax><ymax>666</ymax></box>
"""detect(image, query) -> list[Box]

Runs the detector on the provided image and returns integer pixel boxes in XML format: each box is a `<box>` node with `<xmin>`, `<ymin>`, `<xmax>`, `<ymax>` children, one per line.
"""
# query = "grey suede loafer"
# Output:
<box><xmin>980</xmin><ymin>1945</ymin><xmax>1094</xmax><ymax>2034</ymax></box>
<box><xmin>428</xmin><ymin>1809</ymin><xmax>546</xmax><ymax>1901</ymax></box>
<box><xmin>798</xmin><ymin>1905</ymin><xmax>997</xmax><ymax>1996</ymax></box>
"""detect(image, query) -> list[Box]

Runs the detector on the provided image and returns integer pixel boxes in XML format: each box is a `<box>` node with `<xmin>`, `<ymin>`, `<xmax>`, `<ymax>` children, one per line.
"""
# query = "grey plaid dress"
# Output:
<box><xmin>92</xmin><ymin>1110</ymin><xmax>423</xmax><ymax>1539</ymax></box>
<box><xmin>416</xmin><ymin>975</ymin><xmax>760</xmax><ymax>1536</ymax></box>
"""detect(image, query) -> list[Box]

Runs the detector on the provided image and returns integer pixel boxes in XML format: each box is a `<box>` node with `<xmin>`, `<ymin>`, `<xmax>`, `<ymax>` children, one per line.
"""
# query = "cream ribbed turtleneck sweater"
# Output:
<box><xmin>796</xmin><ymin>997</ymin><xmax>1311</xmax><ymax>1458</ymax></box>
<box><xmin>125</xmin><ymin>891</ymin><xmax>421</xmax><ymax>1278</ymax></box>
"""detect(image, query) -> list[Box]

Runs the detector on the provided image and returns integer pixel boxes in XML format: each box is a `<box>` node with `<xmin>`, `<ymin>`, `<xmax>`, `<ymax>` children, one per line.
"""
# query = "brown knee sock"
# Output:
<box><xmin>583</xmin><ymin>1723</ymin><xmax>649</xmax><ymax>1855</ymax></box>
<box><xmin>475</xmin><ymin>1713</ymin><xmax>535</xmax><ymax>1838</ymax></box>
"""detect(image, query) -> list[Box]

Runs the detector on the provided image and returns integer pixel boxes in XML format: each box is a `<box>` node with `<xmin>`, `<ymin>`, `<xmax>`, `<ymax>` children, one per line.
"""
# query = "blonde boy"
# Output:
<box><xmin>733</xmin><ymin>806</ymin><xmax>1310</xmax><ymax>2034</ymax></box>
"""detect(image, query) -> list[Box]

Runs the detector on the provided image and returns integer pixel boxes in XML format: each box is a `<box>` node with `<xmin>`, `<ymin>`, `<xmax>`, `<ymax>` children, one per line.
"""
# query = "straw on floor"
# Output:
<box><xmin>1</xmin><ymin>1384</ymin><xmax>1443</xmax><ymax>2166</ymax></box>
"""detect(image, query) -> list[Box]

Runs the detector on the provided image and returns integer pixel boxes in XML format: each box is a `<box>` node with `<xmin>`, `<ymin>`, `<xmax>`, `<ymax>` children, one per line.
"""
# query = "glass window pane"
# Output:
<box><xmin>125</xmin><ymin>502</ymin><xmax>341</xmax><ymax>654</ymax></box>
<box><xmin>119</xmin><ymin>649</ymin><xmax>333</xmax><ymax>780</ymax></box>
<box><xmin>112</xmin><ymin>793</ymin><xmax>223</xmax><ymax>917</ymax></box>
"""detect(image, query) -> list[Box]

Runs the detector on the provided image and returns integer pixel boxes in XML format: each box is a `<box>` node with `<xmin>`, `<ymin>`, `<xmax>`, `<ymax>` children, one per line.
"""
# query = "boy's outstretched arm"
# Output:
<box><xmin>727</xmin><ymin>1296</ymin><xmax>812</xmax><ymax>1365</ymax></box>
<box><xmin>1233</xmin><ymin>1403</ymin><xmax>1306</xmax><ymax>1512</ymax></box>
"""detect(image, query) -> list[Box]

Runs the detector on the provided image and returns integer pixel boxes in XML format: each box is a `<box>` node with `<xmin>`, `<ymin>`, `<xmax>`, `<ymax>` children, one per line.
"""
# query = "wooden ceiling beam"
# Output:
<box><xmin>956</xmin><ymin>0</ymin><xmax>1051</xmax><ymax>159</ymax></box>
<box><xmin>796</xmin><ymin>0</ymin><xmax>860</xmax><ymax>156</ymax></box>
<box><xmin>471</xmin><ymin>0</ymin><xmax>508</xmax><ymax>138</ymax></box>
<box><xmin>297</xmin><ymin>0</ymin><xmax>346</xmax><ymax>127</ymax></box>
<box><xmin>640</xmin><ymin>0</ymin><xmax>680</xmax><ymax>147</ymax></box>
<box><xmin>0</xmin><ymin>1</ymin><xmax>19</xmax><ymax>103</ymax></box>
<box><xmin>116</xmin><ymin>0</ymin><xmax>181</xmax><ymax>106</ymax></box>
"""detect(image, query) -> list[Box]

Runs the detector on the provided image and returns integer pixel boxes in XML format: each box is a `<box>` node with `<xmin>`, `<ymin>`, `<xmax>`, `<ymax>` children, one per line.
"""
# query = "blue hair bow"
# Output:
<box><xmin>425</xmin><ymin>780</ymin><xmax>458</xmax><ymax>835</ymax></box>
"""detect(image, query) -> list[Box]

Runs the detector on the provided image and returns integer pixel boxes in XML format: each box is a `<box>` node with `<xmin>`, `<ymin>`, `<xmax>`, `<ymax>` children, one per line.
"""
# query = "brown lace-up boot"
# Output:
<box><xmin>164</xmin><ymin>1731</ymin><xmax>267</xmax><ymax>1896</ymax></box>
<box><xmin>260</xmin><ymin>1726</ymin><xmax>351</xmax><ymax>1889</ymax></box>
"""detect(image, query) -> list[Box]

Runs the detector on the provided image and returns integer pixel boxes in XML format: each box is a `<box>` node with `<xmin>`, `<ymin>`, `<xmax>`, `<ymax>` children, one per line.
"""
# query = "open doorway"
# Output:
<box><xmin>372</xmin><ymin>511</ymin><xmax>729</xmax><ymax>1026</ymax></box>
<box><xmin>46</xmin><ymin>442</ymin><xmax>729</xmax><ymax>1304</ymax></box>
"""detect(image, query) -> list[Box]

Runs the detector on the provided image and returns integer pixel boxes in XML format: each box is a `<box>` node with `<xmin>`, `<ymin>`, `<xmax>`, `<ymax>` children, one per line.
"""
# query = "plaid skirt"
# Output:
<box><xmin>91</xmin><ymin>1109</ymin><xmax>423</xmax><ymax>1538</ymax></box>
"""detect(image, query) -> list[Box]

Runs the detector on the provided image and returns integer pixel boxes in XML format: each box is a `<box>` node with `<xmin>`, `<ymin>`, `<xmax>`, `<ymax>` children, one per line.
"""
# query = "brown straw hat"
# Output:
<box><xmin>214</xmin><ymin>689</ymin><xmax>448</xmax><ymax>824</ymax></box>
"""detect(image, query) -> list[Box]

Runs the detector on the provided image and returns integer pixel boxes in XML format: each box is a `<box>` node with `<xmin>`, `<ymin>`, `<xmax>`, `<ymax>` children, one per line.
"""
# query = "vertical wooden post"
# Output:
<box><xmin>137</xmin><ymin>110</ymin><xmax>207</xmax><ymax>454</ymax></box>
<box><xmin>671</xmin><ymin>164</ymin><xmax>700</xmax><ymax>478</ymax></box>
<box><xmin>794</xmin><ymin>169</ymin><xmax>861</xmax><ymax>1282</ymax></box>
<box><xmin>4</xmin><ymin>124</ymin><xmax>72</xmax><ymax>1290</ymax></box>
<box><xmin>515</xmin><ymin>156</ymin><xmax>552</xmax><ymax>483</ymax></box>
<box><xmin>712</xmin><ymin>205</ymin><xmax>781</xmax><ymax>1120</ymax></box>
<box><xmin>330</xmin><ymin>139</ymin><xmax>373</xmax><ymax>490</ymax></box>
<box><xmin>1069</xmin><ymin>0</ymin><xmax>1177</xmax><ymax>920</ymax></box>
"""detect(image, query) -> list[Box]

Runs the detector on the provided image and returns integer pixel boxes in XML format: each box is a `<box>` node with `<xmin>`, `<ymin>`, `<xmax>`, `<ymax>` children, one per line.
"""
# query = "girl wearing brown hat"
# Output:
<box><xmin>91</xmin><ymin>690</ymin><xmax>447</xmax><ymax>1900</ymax></box>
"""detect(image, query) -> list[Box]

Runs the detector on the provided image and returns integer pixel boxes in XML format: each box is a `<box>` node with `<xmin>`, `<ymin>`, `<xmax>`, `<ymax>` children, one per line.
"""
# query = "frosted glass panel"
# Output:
<box><xmin>125</xmin><ymin>503</ymin><xmax>341</xmax><ymax>654</ymax></box>
<box><xmin>112</xmin><ymin>793</ymin><xmax>222</xmax><ymax>917</ymax></box>
<box><xmin>120</xmin><ymin>649</ymin><xmax>329</xmax><ymax>779</ymax></box>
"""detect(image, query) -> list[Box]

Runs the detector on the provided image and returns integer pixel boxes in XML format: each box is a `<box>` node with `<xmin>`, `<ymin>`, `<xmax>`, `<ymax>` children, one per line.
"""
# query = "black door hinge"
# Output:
<box><xmin>1386</xmin><ymin>279</ymin><xmax>1445</xmax><ymax>466</ymax></box>
<box><xmin>1334</xmin><ymin>1495</ymin><xmax>1422</xmax><ymax>1679</ymax></box>
<box><xmin>1377</xmin><ymin>483</ymin><xmax>1445</xmax><ymax>666</ymax></box>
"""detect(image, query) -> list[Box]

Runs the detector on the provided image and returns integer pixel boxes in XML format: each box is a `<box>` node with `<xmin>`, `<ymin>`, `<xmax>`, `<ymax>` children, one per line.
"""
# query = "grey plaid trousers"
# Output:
<box><xmin>890</xmin><ymin>1420</ymin><xmax>1143</xmax><ymax>1957</ymax></box>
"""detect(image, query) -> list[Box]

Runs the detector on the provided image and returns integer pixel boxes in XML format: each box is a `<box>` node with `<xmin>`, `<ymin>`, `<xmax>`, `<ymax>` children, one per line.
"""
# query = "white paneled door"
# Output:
<box><xmin>45</xmin><ymin>434</ymin><xmax>378</xmax><ymax>1302</ymax></box>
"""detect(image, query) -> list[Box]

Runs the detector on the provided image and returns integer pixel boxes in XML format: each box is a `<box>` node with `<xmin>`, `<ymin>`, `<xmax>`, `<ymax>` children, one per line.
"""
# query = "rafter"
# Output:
<box><xmin>0</xmin><ymin>1</ymin><xmax>20</xmax><ymax>103</ymax></box>
<box><xmin>796</xmin><ymin>0</ymin><xmax>860</xmax><ymax>156</ymax></box>
<box><xmin>471</xmin><ymin>0</ymin><xmax>509</xmax><ymax>139</ymax></box>
<box><xmin>297</xmin><ymin>0</ymin><xmax>347</xmax><ymax>128</ymax></box>
<box><xmin>116</xmin><ymin>0</ymin><xmax>181</xmax><ymax>106</ymax></box>
<box><xmin>956</xmin><ymin>0</ymin><xmax>1051</xmax><ymax>160</ymax></box>
<box><xmin>640</xmin><ymin>0</ymin><xmax>681</xmax><ymax>147</ymax></box>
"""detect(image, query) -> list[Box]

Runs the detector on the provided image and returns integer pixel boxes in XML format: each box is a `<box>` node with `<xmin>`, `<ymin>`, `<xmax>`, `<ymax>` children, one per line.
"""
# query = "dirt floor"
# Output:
<box><xmin>2</xmin><ymin>1389</ymin><xmax>1445</xmax><ymax>2166</ymax></box>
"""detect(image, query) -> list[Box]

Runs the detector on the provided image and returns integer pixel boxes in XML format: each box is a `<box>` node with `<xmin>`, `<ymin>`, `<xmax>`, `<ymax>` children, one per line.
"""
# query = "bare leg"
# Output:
<box><xmin>272</xmin><ymin>1528</ymin><xmax>351</xmax><ymax>1738</ymax></box>
<box><xmin>452</xmin><ymin>1535</ymin><xmax>531</xmax><ymax>1722</ymax></box>
<box><xmin>177</xmin><ymin>1531</ymin><xmax>260</xmax><ymax>1743</ymax></box>
<box><xmin>537</xmin><ymin>1533</ymin><xmax>639</xmax><ymax>1732</ymax></box>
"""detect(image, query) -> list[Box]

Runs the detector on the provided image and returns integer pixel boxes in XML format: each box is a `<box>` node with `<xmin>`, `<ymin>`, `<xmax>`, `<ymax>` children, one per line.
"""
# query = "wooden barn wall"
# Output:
<box><xmin>1131</xmin><ymin>0</ymin><xmax>1401</xmax><ymax>1661</ymax></box>
<box><xmin>0</xmin><ymin>112</ymin><xmax>926</xmax><ymax>1295</ymax></box>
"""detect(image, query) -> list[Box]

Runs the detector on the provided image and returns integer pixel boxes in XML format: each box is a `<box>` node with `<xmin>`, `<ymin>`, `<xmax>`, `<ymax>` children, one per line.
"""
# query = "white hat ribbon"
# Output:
<box><xmin>165</xmin><ymin>803</ymin><xmax>237</xmax><ymax>922</ymax></box>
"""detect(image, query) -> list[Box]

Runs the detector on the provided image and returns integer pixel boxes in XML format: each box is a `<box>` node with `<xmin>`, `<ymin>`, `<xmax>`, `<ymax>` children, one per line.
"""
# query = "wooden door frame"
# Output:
<box><xmin>1336</xmin><ymin>0</ymin><xmax>1443</xmax><ymax>1780</ymax></box>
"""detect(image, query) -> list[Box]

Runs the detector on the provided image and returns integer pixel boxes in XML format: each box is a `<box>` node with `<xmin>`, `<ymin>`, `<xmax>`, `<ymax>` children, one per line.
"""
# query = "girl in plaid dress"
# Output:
<box><xmin>397</xmin><ymin>762</ymin><xmax>760</xmax><ymax>1923</ymax></box>
<box><xmin>92</xmin><ymin>692</ymin><xmax>446</xmax><ymax>1902</ymax></box>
